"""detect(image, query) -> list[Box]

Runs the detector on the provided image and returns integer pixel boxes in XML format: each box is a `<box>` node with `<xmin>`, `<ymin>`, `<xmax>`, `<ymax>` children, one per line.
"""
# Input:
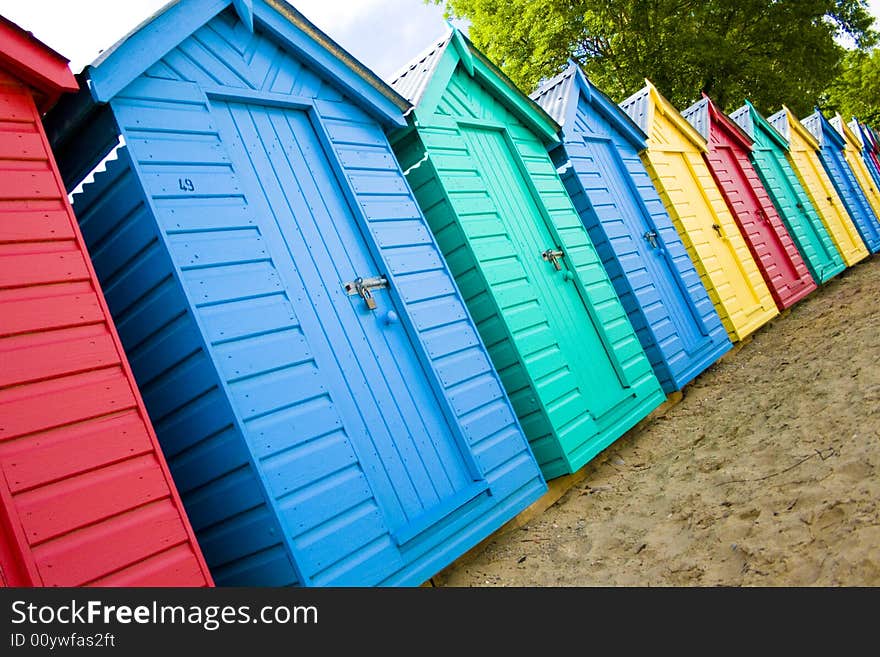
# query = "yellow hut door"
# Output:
<box><xmin>644</xmin><ymin>101</ymin><xmax>776</xmax><ymax>341</ymax></box>
<box><xmin>789</xmin><ymin>144</ymin><xmax>869</xmax><ymax>266</ymax></box>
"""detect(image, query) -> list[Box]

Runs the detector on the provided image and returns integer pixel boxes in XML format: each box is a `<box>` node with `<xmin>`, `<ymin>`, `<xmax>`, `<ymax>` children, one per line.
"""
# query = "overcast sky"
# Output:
<box><xmin>0</xmin><ymin>0</ymin><xmax>878</xmax><ymax>81</ymax></box>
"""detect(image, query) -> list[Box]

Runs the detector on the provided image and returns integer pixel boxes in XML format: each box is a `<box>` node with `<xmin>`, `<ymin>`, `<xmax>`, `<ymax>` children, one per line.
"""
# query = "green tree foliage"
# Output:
<box><xmin>431</xmin><ymin>0</ymin><xmax>877</xmax><ymax>115</ymax></box>
<box><xmin>823</xmin><ymin>49</ymin><xmax>880</xmax><ymax>125</ymax></box>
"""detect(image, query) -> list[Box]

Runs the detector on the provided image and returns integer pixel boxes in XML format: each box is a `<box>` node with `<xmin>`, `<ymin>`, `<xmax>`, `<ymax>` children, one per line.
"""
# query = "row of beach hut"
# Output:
<box><xmin>1</xmin><ymin>0</ymin><xmax>879</xmax><ymax>587</ymax></box>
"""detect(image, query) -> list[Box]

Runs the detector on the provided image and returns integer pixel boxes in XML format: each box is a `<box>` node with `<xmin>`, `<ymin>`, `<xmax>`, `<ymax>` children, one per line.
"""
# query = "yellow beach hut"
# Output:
<box><xmin>767</xmin><ymin>107</ymin><xmax>869</xmax><ymax>267</ymax></box>
<box><xmin>619</xmin><ymin>81</ymin><xmax>777</xmax><ymax>342</ymax></box>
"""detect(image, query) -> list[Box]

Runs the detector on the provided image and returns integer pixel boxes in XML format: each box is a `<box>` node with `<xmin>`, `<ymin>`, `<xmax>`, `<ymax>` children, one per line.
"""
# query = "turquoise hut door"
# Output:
<box><xmin>211</xmin><ymin>99</ymin><xmax>486</xmax><ymax>549</ymax></box>
<box><xmin>575</xmin><ymin>132</ymin><xmax>714</xmax><ymax>357</ymax></box>
<box><xmin>763</xmin><ymin>150</ymin><xmax>841</xmax><ymax>281</ymax></box>
<box><xmin>460</xmin><ymin>124</ymin><xmax>635</xmax><ymax>420</ymax></box>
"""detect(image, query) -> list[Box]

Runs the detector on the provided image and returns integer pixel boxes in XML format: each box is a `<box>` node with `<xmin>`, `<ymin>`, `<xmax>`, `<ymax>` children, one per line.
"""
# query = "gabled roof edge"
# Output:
<box><xmin>84</xmin><ymin>0</ymin><xmax>409</xmax><ymax>125</ymax></box>
<box><xmin>745</xmin><ymin>100</ymin><xmax>790</xmax><ymax>151</ymax></box>
<box><xmin>646</xmin><ymin>79</ymin><xmax>708</xmax><ymax>152</ymax></box>
<box><xmin>705</xmin><ymin>94</ymin><xmax>754</xmax><ymax>151</ymax></box>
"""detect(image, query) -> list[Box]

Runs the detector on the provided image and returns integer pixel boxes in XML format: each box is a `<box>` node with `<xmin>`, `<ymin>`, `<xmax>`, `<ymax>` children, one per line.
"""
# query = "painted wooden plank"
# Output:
<box><xmin>33</xmin><ymin>499</ymin><xmax>192</xmax><ymax>586</ymax></box>
<box><xmin>113</xmin><ymin>102</ymin><xmax>218</xmax><ymax>135</ymax></box>
<box><xmin>0</xmin><ymin>91</ymin><xmax>36</xmax><ymax>122</ymax></box>
<box><xmin>118</xmin><ymin>76</ymin><xmax>206</xmax><ymax>104</ymax></box>
<box><xmin>167</xmin><ymin>228</ymin><xmax>267</xmax><ymax>269</ymax></box>
<box><xmin>199</xmin><ymin>293</ymin><xmax>298</xmax><ymax>344</ymax></box>
<box><xmin>0</xmin><ymin>130</ymin><xmax>46</xmax><ymax>160</ymax></box>
<box><xmin>0</xmin><ymin>369</ymin><xmax>137</xmax><ymax>440</ymax></box>
<box><xmin>154</xmin><ymin>199</ymin><xmax>254</xmax><ymax>233</ymax></box>
<box><xmin>101</xmin><ymin>245</ymin><xmax>170</xmax><ymax>315</ymax></box>
<box><xmin>91</xmin><ymin>542</ymin><xmax>209</xmax><ymax>586</ymax></box>
<box><xmin>142</xmin><ymin>171</ymin><xmax>241</xmax><ymax>199</ymax></box>
<box><xmin>182</xmin><ymin>259</ymin><xmax>284</xmax><ymax>306</ymax></box>
<box><xmin>196</xmin><ymin>505</ymin><xmax>285</xmax><ymax>569</ymax></box>
<box><xmin>0</xmin><ymin>169</ymin><xmax>61</xmax><ymax>200</ymax></box>
<box><xmin>244</xmin><ymin>396</ymin><xmax>344</xmax><ymax>460</ymax></box>
<box><xmin>125</xmin><ymin>316</ymin><xmax>204</xmax><ymax>387</ymax></box>
<box><xmin>168</xmin><ymin>427</ymin><xmax>247</xmax><ymax>492</ymax></box>
<box><xmin>0</xmin><ymin>209</ymin><xmax>74</xmax><ymax>242</ymax></box>
<box><xmin>0</xmin><ymin>250</ymin><xmax>89</xmax><ymax>288</ymax></box>
<box><xmin>0</xmin><ymin>288</ymin><xmax>104</xmax><ymax>337</ymax></box>
<box><xmin>0</xmin><ymin>411</ymin><xmax>154</xmax><ymax>493</ymax></box>
<box><xmin>292</xmin><ymin>502</ymin><xmax>389</xmax><ymax>580</ymax></box>
<box><xmin>276</xmin><ymin>466</ymin><xmax>371</xmax><ymax>534</ymax></box>
<box><xmin>15</xmin><ymin>454</ymin><xmax>172</xmax><ymax>543</ymax></box>
<box><xmin>0</xmin><ymin>326</ymin><xmax>120</xmax><ymax>387</ymax></box>
<box><xmin>131</xmin><ymin>138</ymin><xmax>229</xmax><ymax>166</ymax></box>
<box><xmin>140</xmin><ymin>354</ymin><xmax>218</xmax><ymax>422</ymax></box>
<box><xmin>214</xmin><ymin>328</ymin><xmax>311</xmax><ymax>382</ymax></box>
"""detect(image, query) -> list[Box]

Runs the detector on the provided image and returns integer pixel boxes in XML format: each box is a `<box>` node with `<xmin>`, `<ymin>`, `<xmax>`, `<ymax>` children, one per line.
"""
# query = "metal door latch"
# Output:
<box><xmin>542</xmin><ymin>248</ymin><xmax>565</xmax><ymax>271</ymax></box>
<box><xmin>343</xmin><ymin>275</ymin><xmax>389</xmax><ymax>310</ymax></box>
<box><xmin>643</xmin><ymin>230</ymin><xmax>659</xmax><ymax>248</ymax></box>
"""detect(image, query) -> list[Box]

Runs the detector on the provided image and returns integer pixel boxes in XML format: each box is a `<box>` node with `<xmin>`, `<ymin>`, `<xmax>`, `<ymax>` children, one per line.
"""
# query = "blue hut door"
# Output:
<box><xmin>575</xmin><ymin>132</ymin><xmax>712</xmax><ymax>357</ymax></box>
<box><xmin>211</xmin><ymin>99</ymin><xmax>486</xmax><ymax>548</ymax></box>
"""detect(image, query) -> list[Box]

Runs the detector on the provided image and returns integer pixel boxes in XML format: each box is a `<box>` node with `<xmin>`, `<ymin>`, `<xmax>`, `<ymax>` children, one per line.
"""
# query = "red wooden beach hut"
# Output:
<box><xmin>683</xmin><ymin>94</ymin><xmax>816</xmax><ymax>310</ymax></box>
<box><xmin>0</xmin><ymin>15</ymin><xmax>211</xmax><ymax>587</ymax></box>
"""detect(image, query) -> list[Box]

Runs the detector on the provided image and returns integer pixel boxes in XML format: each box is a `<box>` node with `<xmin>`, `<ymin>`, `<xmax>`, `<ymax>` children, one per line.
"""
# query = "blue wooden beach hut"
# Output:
<box><xmin>850</xmin><ymin>118</ymin><xmax>880</xmax><ymax>189</ymax></box>
<box><xmin>45</xmin><ymin>0</ymin><xmax>546</xmax><ymax>587</ymax></box>
<box><xmin>531</xmin><ymin>63</ymin><xmax>731</xmax><ymax>393</ymax></box>
<box><xmin>802</xmin><ymin>110</ymin><xmax>880</xmax><ymax>253</ymax></box>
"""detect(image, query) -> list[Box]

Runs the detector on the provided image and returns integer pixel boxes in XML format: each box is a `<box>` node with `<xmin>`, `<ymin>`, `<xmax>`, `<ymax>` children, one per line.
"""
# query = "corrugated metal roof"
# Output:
<box><xmin>800</xmin><ymin>111</ymin><xmax>823</xmax><ymax>145</ymax></box>
<box><xmin>619</xmin><ymin>86</ymin><xmax>651</xmax><ymax>133</ymax></box>
<box><xmin>530</xmin><ymin>63</ymin><xmax>576</xmax><ymax>126</ymax></box>
<box><xmin>830</xmin><ymin>114</ymin><xmax>852</xmax><ymax>145</ymax></box>
<box><xmin>767</xmin><ymin>109</ymin><xmax>790</xmax><ymax>140</ymax></box>
<box><xmin>729</xmin><ymin>105</ymin><xmax>754</xmax><ymax>138</ymax></box>
<box><xmin>771</xmin><ymin>107</ymin><xmax>819</xmax><ymax>150</ymax></box>
<box><xmin>804</xmin><ymin>110</ymin><xmax>845</xmax><ymax>149</ymax></box>
<box><xmin>736</xmin><ymin>101</ymin><xmax>790</xmax><ymax>152</ymax></box>
<box><xmin>387</xmin><ymin>31</ymin><xmax>452</xmax><ymax>105</ymax></box>
<box><xmin>846</xmin><ymin>118</ymin><xmax>865</xmax><ymax>149</ymax></box>
<box><xmin>681</xmin><ymin>97</ymin><xmax>710</xmax><ymax>141</ymax></box>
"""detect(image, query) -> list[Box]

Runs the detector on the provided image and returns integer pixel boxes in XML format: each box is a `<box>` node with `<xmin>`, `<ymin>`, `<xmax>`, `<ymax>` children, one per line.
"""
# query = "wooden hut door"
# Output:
<box><xmin>710</xmin><ymin>144</ymin><xmax>805</xmax><ymax>290</ymax></box>
<box><xmin>460</xmin><ymin>124</ymin><xmax>636</xmax><ymax>420</ymax></box>
<box><xmin>575</xmin><ymin>132</ymin><xmax>713</xmax><ymax>357</ymax></box>
<box><xmin>797</xmin><ymin>149</ymin><xmax>864</xmax><ymax>253</ymax></box>
<box><xmin>762</xmin><ymin>150</ymin><xmax>839</xmax><ymax>278</ymax></box>
<box><xmin>663</xmin><ymin>150</ymin><xmax>766</xmax><ymax>314</ymax></box>
<box><xmin>211</xmin><ymin>100</ymin><xmax>486</xmax><ymax>547</ymax></box>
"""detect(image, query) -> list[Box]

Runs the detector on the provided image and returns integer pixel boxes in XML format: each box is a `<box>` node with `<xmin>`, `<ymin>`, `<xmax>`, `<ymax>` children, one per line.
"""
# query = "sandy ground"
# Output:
<box><xmin>436</xmin><ymin>256</ymin><xmax>880</xmax><ymax>587</ymax></box>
